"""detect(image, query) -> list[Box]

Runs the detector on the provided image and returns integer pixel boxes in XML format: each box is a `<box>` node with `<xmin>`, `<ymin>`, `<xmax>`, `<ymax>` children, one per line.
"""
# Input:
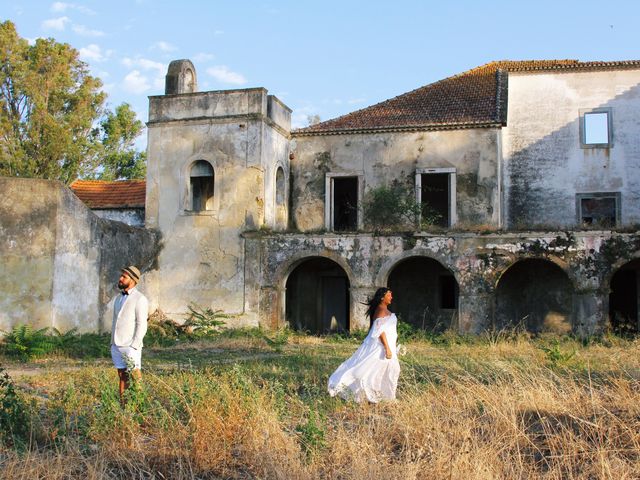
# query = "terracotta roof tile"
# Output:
<box><xmin>294</xmin><ymin>59</ymin><xmax>640</xmax><ymax>136</ymax></box>
<box><xmin>70</xmin><ymin>180</ymin><xmax>146</xmax><ymax>209</ymax></box>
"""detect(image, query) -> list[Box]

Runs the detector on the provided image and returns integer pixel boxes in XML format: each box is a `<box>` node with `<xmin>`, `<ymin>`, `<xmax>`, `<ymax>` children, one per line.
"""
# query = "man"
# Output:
<box><xmin>111</xmin><ymin>265</ymin><xmax>148</xmax><ymax>406</ymax></box>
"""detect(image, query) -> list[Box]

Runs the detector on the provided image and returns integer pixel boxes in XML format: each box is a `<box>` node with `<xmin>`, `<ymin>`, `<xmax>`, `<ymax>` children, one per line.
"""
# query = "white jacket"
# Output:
<box><xmin>111</xmin><ymin>288</ymin><xmax>148</xmax><ymax>349</ymax></box>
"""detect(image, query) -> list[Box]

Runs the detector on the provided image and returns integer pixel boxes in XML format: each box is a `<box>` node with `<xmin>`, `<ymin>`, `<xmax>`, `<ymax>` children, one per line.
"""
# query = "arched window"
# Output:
<box><xmin>275</xmin><ymin>166</ymin><xmax>285</xmax><ymax>206</ymax></box>
<box><xmin>190</xmin><ymin>160</ymin><xmax>214</xmax><ymax>211</ymax></box>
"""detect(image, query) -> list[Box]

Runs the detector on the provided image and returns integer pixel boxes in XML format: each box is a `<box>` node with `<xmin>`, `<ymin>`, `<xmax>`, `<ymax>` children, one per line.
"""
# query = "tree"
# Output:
<box><xmin>0</xmin><ymin>21</ymin><xmax>146</xmax><ymax>183</ymax></box>
<box><xmin>96</xmin><ymin>103</ymin><xmax>146</xmax><ymax>180</ymax></box>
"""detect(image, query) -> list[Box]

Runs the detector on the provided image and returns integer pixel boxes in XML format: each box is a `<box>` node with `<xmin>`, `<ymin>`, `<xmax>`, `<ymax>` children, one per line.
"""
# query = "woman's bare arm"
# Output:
<box><xmin>379</xmin><ymin>332</ymin><xmax>393</xmax><ymax>359</ymax></box>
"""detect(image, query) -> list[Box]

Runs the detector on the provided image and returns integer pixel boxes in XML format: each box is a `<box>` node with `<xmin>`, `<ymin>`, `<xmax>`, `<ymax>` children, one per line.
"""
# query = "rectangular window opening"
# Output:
<box><xmin>581</xmin><ymin>108</ymin><xmax>612</xmax><ymax>148</ymax></box>
<box><xmin>421</xmin><ymin>173</ymin><xmax>450</xmax><ymax>227</ymax></box>
<box><xmin>191</xmin><ymin>176</ymin><xmax>214</xmax><ymax>211</ymax></box>
<box><xmin>440</xmin><ymin>275</ymin><xmax>458</xmax><ymax>309</ymax></box>
<box><xmin>332</xmin><ymin>177</ymin><xmax>358</xmax><ymax>231</ymax></box>
<box><xmin>577</xmin><ymin>192</ymin><xmax>620</xmax><ymax>228</ymax></box>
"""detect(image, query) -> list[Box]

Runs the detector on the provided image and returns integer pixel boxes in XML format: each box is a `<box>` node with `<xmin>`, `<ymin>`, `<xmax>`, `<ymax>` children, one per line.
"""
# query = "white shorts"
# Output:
<box><xmin>111</xmin><ymin>344</ymin><xmax>142</xmax><ymax>370</ymax></box>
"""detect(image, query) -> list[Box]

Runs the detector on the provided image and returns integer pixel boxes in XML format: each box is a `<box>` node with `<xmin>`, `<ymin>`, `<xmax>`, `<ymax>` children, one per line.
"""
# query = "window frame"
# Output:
<box><xmin>182</xmin><ymin>159</ymin><xmax>218</xmax><ymax>216</ymax></box>
<box><xmin>325</xmin><ymin>172</ymin><xmax>364</xmax><ymax>231</ymax></box>
<box><xmin>415</xmin><ymin>167</ymin><xmax>457</xmax><ymax>228</ymax></box>
<box><xmin>575</xmin><ymin>192</ymin><xmax>621</xmax><ymax>227</ymax></box>
<box><xmin>580</xmin><ymin>107</ymin><xmax>613</xmax><ymax>148</ymax></box>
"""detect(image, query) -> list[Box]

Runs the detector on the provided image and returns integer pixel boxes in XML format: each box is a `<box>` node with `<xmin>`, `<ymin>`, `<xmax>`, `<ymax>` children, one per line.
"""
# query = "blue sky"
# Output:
<box><xmin>2</xmin><ymin>1</ymin><xmax>638</xmax><ymax>148</ymax></box>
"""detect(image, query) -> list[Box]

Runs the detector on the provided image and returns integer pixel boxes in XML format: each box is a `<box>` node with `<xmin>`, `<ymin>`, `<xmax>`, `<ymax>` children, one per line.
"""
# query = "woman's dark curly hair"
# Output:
<box><xmin>364</xmin><ymin>287</ymin><xmax>390</xmax><ymax>329</ymax></box>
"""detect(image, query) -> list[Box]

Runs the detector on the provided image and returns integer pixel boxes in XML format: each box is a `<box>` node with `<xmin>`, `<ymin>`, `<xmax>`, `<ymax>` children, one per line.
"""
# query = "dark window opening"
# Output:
<box><xmin>609</xmin><ymin>261</ymin><xmax>640</xmax><ymax>335</ymax></box>
<box><xmin>333</xmin><ymin>177</ymin><xmax>358</xmax><ymax>231</ymax></box>
<box><xmin>421</xmin><ymin>173</ymin><xmax>449</xmax><ymax>227</ymax></box>
<box><xmin>440</xmin><ymin>275</ymin><xmax>458</xmax><ymax>309</ymax></box>
<box><xmin>276</xmin><ymin>167</ymin><xmax>285</xmax><ymax>205</ymax></box>
<box><xmin>579</xmin><ymin>194</ymin><xmax>618</xmax><ymax>227</ymax></box>
<box><xmin>190</xmin><ymin>160</ymin><xmax>214</xmax><ymax>211</ymax></box>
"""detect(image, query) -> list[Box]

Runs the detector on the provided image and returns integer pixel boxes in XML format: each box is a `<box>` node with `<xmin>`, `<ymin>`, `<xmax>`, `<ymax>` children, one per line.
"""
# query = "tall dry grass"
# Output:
<box><xmin>2</xmin><ymin>335</ymin><xmax>640</xmax><ymax>479</ymax></box>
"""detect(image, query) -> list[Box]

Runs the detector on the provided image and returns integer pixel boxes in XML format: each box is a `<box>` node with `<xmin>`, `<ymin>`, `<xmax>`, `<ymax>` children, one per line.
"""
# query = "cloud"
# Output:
<box><xmin>122</xmin><ymin>57</ymin><xmax>165</xmax><ymax>74</ymax></box>
<box><xmin>121</xmin><ymin>57</ymin><xmax>166</xmax><ymax>94</ymax></box>
<box><xmin>79</xmin><ymin>44</ymin><xmax>106</xmax><ymax>62</ymax></box>
<box><xmin>151</xmin><ymin>41</ymin><xmax>177</xmax><ymax>52</ymax></box>
<box><xmin>193</xmin><ymin>52</ymin><xmax>215</xmax><ymax>63</ymax></box>
<box><xmin>122</xmin><ymin>70</ymin><xmax>150</xmax><ymax>94</ymax></box>
<box><xmin>42</xmin><ymin>16</ymin><xmax>70</xmax><ymax>31</ymax></box>
<box><xmin>51</xmin><ymin>2</ymin><xmax>96</xmax><ymax>15</ymax></box>
<box><xmin>348</xmin><ymin>98</ymin><xmax>366</xmax><ymax>105</ymax></box>
<box><xmin>73</xmin><ymin>24</ymin><xmax>105</xmax><ymax>37</ymax></box>
<box><xmin>206</xmin><ymin>65</ymin><xmax>247</xmax><ymax>85</ymax></box>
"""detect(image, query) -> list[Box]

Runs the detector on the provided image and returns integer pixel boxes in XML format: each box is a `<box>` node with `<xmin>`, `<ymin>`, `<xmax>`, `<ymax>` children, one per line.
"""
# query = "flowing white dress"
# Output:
<box><xmin>328</xmin><ymin>313</ymin><xmax>401</xmax><ymax>403</ymax></box>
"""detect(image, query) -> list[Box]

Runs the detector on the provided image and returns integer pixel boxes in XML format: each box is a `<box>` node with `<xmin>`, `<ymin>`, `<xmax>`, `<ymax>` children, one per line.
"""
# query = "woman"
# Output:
<box><xmin>328</xmin><ymin>287</ymin><xmax>401</xmax><ymax>403</ymax></box>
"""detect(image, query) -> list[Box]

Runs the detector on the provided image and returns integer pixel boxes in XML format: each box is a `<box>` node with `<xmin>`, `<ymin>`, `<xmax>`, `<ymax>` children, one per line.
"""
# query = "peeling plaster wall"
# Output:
<box><xmin>93</xmin><ymin>208</ymin><xmax>145</xmax><ymax>227</ymax></box>
<box><xmin>0</xmin><ymin>177</ymin><xmax>159</xmax><ymax>334</ymax></box>
<box><xmin>245</xmin><ymin>230</ymin><xmax>640</xmax><ymax>335</ymax></box>
<box><xmin>290</xmin><ymin>128</ymin><xmax>500</xmax><ymax>231</ymax></box>
<box><xmin>147</xmin><ymin>88</ymin><xmax>290</xmax><ymax>323</ymax></box>
<box><xmin>503</xmin><ymin>69</ymin><xmax>640</xmax><ymax>228</ymax></box>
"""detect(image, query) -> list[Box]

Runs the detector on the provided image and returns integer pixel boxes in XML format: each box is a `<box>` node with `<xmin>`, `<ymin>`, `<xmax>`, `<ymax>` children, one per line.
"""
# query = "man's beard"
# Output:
<box><xmin>118</xmin><ymin>281</ymin><xmax>126</xmax><ymax>290</ymax></box>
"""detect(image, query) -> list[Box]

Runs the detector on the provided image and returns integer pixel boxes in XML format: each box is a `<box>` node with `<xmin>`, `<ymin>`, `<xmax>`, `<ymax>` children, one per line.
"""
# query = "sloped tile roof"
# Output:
<box><xmin>294</xmin><ymin>59</ymin><xmax>640</xmax><ymax>136</ymax></box>
<box><xmin>70</xmin><ymin>180</ymin><xmax>146</xmax><ymax>209</ymax></box>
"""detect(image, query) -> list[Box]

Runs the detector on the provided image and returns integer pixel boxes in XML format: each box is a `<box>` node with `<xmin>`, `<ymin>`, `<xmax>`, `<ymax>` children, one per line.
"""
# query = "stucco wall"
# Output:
<box><xmin>146</xmin><ymin>87</ymin><xmax>290</xmax><ymax>322</ymax></box>
<box><xmin>502</xmin><ymin>68</ymin><xmax>640</xmax><ymax>228</ymax></box>
<box><xmin>93</xmin><ymin>208</ymin><xmax>145</xmax><ymax>227</ymax></box>
<box><xmin>0</xmin><ymin>177</ymin><xmax>159</xmax><ymax>334</ymax></box>
<box><xmin>290</xmin><ymin>128</ymin><xmax>501</xmax><ymax>232</ymax></box>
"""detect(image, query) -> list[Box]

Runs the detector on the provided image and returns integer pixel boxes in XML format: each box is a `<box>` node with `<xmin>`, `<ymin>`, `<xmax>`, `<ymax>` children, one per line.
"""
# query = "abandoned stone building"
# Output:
<box><xmin>3</xmin><ymin>58</ymin><xmax>640</xmax><ymax>336</ymax></box>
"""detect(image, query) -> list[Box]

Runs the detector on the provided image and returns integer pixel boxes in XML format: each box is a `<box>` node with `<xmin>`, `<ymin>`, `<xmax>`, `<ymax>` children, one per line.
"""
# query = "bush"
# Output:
<box><xmin>0</xmin><ymin>366</ymin><xmax>31</xmax><ymax>448</ymax></box>
<box><xmin>1</xmin><ymin>325</ymin><xmax>57</xmax><ymax>361</ymax></box>
<box><xmin>363</xmin><ymin>180</ymin><xmax>442</xmax><ymax>232</ymax></box>
<box><xmin>0</xmin><ymin>325</ymin><xmax>110</xmax><ymax>361</ymax></box>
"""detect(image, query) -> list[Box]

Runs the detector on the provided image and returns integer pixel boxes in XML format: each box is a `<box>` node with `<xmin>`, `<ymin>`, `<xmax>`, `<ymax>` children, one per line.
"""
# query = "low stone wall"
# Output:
<box><xmin>0</xmin><ymin>177</ymin><xmax>160</xmax><ymax>334</ymax></box>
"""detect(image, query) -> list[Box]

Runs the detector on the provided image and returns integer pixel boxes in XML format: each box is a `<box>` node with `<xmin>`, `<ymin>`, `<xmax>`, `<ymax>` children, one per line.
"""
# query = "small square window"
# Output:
<box><xmin>580</xmin><ymin>108</ymin><xmax>612</xmax><ymax>148</ymax></box>
<box><xmin>576</xmin><ymin>192</ymin><xmax>620</xmax><ymax>227</ymax></box>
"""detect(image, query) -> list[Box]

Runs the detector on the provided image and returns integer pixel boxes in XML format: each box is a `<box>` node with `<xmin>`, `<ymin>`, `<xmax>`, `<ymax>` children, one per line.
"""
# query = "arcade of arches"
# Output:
<box><xmin>282</xmin><ymin>254</ymin><xmax>640</xmax><ymax>335</ymax></box>
<box><xmin>250</xmin><ymin>232</ymin><xmax>640</xmax><ymax>336</ymax></box>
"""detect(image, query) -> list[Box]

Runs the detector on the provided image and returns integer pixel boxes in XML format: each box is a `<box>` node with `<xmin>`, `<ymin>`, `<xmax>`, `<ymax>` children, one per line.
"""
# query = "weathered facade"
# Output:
<box><xmin>0</xmin><ymin>178</ymin><xmax>159</xmax><ymax>333</ymax></box>
<box><xmin>3</xmin><ymin>59</ymin><xmax>640</xmax><ymax>336</ymax></box>
<box><xmin>144</xmin><ymin>58</ymin><xmax>640</xmax><ymax>335</ymax></box>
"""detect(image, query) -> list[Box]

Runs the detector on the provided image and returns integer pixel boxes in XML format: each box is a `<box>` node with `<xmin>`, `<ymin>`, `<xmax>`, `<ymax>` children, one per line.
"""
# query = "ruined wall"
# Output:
<box><xmin>290</xmin><ymin>128</ymin><xmax>501</xmax><ymax>231</ymax></box>
<box><xmin>245</xmin><ymin>230</ymin><xmax>640</xmax><ymax>335</ymax></box>
<box><xmin>146</xmin><ymin>88</ymin><xmax>290</xmax><ymax>323</ymax></box>
<box><xmin>0</xmin><ymin>177</ymin><xmax>159</xmax><ymax>334</ymax></box>
<box><xmin>93</xmin><ymin>208</ymin><xmax>145</xmax><ymax>227</ymax></box>
<box><xmin>502</xmin><ymin>68</ymin><xmax>640</xmax><ymax>228</ymax></box>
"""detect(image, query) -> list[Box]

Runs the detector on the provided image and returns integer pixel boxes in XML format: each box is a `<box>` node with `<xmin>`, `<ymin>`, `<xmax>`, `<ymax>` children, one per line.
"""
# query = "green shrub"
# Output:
<box><xmin>1</xmin><ymin>325</ymin><xmax>57</xmax><ymax>361</ymax></box>
<box><xmin>363</xmin><ymin>180</ymin><xmax>442</xmax><ymax>232</ymax></box>
<box><xmin>0</xmin><ymin>366</ymin><xmax>31</xmax><ymax>448</ymax></box>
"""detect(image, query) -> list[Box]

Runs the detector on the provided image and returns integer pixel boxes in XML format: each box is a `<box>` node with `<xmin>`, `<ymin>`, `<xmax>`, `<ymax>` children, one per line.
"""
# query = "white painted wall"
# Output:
<box><xmin>502</xmin><ymin>68</ymin><xmax>640</xmax><ymax>228</ymax></box>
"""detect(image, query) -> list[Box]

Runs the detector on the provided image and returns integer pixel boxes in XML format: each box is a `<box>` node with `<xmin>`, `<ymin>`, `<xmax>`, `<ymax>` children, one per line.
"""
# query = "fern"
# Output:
<box><xmin>2</xmin><ymin>325</ymin><xmax>56</xmax><ymax>361</ymax></box>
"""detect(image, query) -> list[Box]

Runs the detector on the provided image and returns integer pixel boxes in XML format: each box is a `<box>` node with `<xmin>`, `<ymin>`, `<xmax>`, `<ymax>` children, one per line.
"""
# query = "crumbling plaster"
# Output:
<box><xmin>290</xmin><ymin>128</ymin><xmax>500</xmax><ymax>231</ymax></box>
<box><xmin>245</xmin><ymin>230</ymin><xmax>636</xmax><ymax>334</ymax></box>
<box><xmin>0</xmin><ymin>177</ymin><xmax>159</xmax><ymax>334</ymax></box>
<box><xmin>502</xmin><ymin>69</ymin><xmax>640</xmax><ymax>228</ymax></box>
<box><xmin>145</xmin><ymin>88</ymin><xmax>290</xmax><ymax>322</ymax></box>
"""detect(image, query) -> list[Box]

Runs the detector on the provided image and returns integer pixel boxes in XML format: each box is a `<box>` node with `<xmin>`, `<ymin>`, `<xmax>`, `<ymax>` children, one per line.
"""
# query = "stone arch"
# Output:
<box><xmin>283</xmin><ymin>255</ymin><xmax>351</xmax><ymax>334</ymax></box>
<box><xmin>495</xmin><ymin>258</ymin><xmax>574</xmax><ymax>333</ymax></box>
<box><xmin>493</xmin><ymin>254</ymin><xmax>575</xmax><ymax>290</ymax></box>
<box><xmin>607</xmin><ymin>257</ymin><xmax>640</xmax><ymax>334</ymax></box>
<box><xmin>383</xmin><ymin>253</ymin><xmax>459</xmax><ymax>332</ymax></box>
<box><xmin>375</xmin><ymin>249</ymin><xmax>460</xmax><ymax>286</ymax></box>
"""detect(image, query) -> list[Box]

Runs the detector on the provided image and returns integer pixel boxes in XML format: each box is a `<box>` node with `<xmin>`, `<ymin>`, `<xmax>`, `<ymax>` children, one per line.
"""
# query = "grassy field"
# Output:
<box><xmin>1</xmin><ymin>329</ymin><xmax>640</xmax><ymax>479</ymax></box>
